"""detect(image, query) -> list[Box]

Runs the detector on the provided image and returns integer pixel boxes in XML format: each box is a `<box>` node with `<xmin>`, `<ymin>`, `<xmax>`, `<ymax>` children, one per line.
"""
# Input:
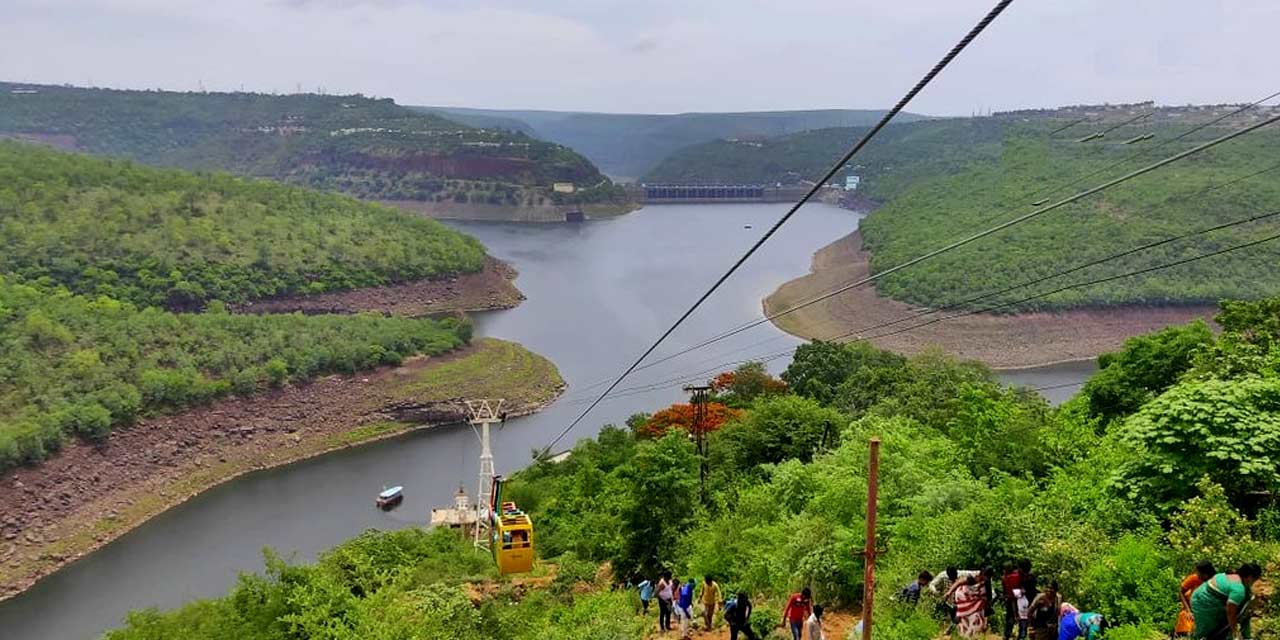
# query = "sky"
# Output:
<box><xmin>2</xmin><ymin>0</ymin><xmax>1274</xmax><ymax>116</ymax></box>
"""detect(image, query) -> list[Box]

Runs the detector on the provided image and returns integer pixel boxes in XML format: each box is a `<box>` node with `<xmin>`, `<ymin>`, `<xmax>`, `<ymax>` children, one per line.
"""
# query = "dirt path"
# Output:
<box><xmin>231</xmin><ymin>256</ymin><xmax>524</xmax><ymax>316</ymax></box>
<box><xmin>645</xmin><ymin>610</ymin><xmax>859</xmax><ymax>640</ymax></box>
<box><xmin>0</xmin><ymin>338</ymin><xmax>564</xmax><ymax>601</ymax></box>
<box><xmin>764</xmin><ymin>231</ymin><xmax>1218</xmax><ymax>369</ymax></box>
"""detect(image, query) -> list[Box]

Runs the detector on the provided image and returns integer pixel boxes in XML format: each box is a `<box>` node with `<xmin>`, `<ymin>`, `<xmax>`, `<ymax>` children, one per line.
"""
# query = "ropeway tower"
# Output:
<box><xmin>465</xmin><ymin>399</ymin><xmax>505</xmax><ymax>551</ymax></box>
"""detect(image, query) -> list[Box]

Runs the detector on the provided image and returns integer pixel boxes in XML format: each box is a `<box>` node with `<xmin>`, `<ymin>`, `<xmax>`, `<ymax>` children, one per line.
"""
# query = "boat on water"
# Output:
<box><xmin>376</xmin><ymin>486</ymin><xmax>404</xmax><ymax>509</ymax></box>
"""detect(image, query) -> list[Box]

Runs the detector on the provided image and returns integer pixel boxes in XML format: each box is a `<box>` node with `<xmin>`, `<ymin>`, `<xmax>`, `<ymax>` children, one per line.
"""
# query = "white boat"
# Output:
<box><xmin>376</xmin><ymin>486</ymin><xmax>404</xmax><ymax>509</ymax></box>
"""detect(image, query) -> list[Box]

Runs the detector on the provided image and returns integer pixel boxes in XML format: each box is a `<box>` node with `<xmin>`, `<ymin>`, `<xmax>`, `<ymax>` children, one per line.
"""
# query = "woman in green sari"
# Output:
<box><xmin>1191</xmin><ymin>563</ymin><xmax>1262</xmax><ymax>640</ymax></box>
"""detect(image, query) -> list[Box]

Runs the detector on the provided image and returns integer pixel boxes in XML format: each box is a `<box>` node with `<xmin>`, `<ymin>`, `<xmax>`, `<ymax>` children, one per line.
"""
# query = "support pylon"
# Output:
<box><xmin>465</xmin><ymin>399</ymin><xmax>505</xmax><ymax>551</ymax></box>
<box><xmin>683</xmin><ymin>384</ymin><xmax>712</xmax><ymax>503</ymax></box>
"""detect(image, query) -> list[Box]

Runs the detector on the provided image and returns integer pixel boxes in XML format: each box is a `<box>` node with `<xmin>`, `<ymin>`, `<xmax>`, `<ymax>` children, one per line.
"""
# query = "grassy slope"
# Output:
<box><xmin>0</xmin><ymin>82</ymin><xmax>626</xmax><ymax>205</ymax></box>
<box><xmin>649</xmin><ymin>115</ymin><xmax>1280</xmax><ymax>310</ymax></box>
<box><xmin>396</xmin><ymin>338</ymin><xmax>565</xmax><ymax>406</ymax></box>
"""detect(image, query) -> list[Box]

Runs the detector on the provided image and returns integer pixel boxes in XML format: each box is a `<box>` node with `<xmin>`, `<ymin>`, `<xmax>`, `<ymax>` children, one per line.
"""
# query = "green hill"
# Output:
<box><xmin>648</xmin><ymin>108</ymin><xmax>1280</xmax><ymax>311</ymax></box>
<box><xmin>0</xmin><ymin>141</ymin><xmax>488</xmax><ymax>308</ymax></box>
<box><xmin>0</xmin><ymin>82</ymin><xmax>627</xmax><ymax>208</ymax></box>
<box><xmin>422</xmin><ymin>106</ymin><xmax>924</xmax><ymax>180</ymax></box>
<box><xmin>0</xmin><ymin>274</ymin><xmax>473</xmax><ymax>471</ymax></box>
<box><xmin>643</xmin><ymin>117</ymin><xmax>1004</xmax><ymax>196</ymax></box>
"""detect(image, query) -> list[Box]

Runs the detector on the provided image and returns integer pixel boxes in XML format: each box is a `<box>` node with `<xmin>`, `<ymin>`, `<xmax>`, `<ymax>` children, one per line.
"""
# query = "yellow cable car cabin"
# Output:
<box><xmin>494</xmin><ymin>504</ymin><xmax>535</xmax><ymax>574</ymax></box>
<box><xmin>489</xmin><ymin>476</ymin><xmax>535</xmax><ymax>574</ymax></box>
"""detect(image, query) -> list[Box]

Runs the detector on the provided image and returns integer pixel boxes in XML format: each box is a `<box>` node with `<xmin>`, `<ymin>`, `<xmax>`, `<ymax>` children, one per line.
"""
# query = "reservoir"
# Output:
<box><xmin>0</xmin><ymin>203</ymin><xmax>1094</xmax><ymax>639</ymax></box>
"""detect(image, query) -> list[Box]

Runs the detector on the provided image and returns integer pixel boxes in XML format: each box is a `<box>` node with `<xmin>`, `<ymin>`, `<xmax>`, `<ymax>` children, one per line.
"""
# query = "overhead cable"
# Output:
<box><xmin>538</xmin><ymin>0</ymin><xmax>1018</xmax><ymax>454</ymax></box>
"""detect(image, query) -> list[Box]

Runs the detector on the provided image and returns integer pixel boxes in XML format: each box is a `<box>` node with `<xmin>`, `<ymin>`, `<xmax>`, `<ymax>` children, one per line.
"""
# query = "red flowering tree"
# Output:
<box><xmin>638</xmin><ymin>402</ymin><xmax>742</xmax><ymax>439</ymax></box>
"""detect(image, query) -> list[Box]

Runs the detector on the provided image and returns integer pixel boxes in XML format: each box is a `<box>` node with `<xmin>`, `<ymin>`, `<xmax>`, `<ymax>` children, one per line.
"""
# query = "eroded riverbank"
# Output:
<box><xmin>231</xmin><ymin>256</ymin><xmax>525</xmax><ymax>316</ymax></box>
<box><xmin>0</xmin><ymin>338</ymin><xmax>564</xmax><ymax>601</ymax></box>
<box><xmin>764</xmin><ymin>231</ymin><xmax>1218</xmax><ymax>368</ymax></box>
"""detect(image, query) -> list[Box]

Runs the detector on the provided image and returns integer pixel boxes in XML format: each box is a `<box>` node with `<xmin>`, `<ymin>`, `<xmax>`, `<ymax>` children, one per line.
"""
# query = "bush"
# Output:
<box><xmin>1167</xmin><ymin>479</ymin><xmax>1264</xmax><ymax>571</ymax></box>
<box><xmin>869</xmin><ymin>603</ymin><xmax>940</xmax><ymax>640</ymax></box>
<box><xmin>1076</xmin><ymin>536</ymin><xmax>1178</xmax><ymax>627</ymax></box>
<box><xmin>56</xmin><ymin>402</ymin><xmax>113</xmax><ymax>440</ymax></box>
<box><xmin>263</xmin><ymin>358</ymin><xmax>289</xmax><ymax>387</ymax></box>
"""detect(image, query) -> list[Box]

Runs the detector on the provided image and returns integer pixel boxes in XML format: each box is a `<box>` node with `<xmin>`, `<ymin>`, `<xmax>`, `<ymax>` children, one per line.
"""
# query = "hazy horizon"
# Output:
<box><xmin>4</xmin><ymin>0</ymin><xmax>1276</xmax><ymax>117</ymax></box>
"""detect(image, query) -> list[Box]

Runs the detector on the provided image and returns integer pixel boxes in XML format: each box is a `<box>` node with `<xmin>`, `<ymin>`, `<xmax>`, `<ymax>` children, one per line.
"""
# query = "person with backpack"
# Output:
<box><xmin>725</xmin><ymin>592</ymin><xmax>759</xmax><ymax>640</ymax></box>
<box><xmin>677</xmin><ymin>577</ymin><xmax>696</xmax><ymax>639</ymax></box>
<box><xmin>782</xmin><ymin>588</ymin><xmax>813</xmax><ymax>640</ymax></box>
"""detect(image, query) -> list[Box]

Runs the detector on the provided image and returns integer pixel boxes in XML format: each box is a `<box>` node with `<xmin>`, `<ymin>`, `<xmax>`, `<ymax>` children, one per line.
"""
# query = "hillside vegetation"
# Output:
<box><xmin>649</xmin><ymin>109</ymin><xmax>1280</xmax><ymax>310</ymax></box>
<box><xmin>0</xmin><ymin>82</ymin><xmax>627</xmax><ymax>207</ymax></box>
<box><xmin>105</xmin><ymin>299</ymin><xmax>1280</xmax><ymax>640</ymax></box>
<box><xmin>0</xmin><ymin>141</ymin><xmax>487</xmax><ymax>308</ymax></box>
<box><xmin>0</xmin><ymin>275</ymin><xmax>472</xmax><ymax>472</ymax></box>
<box><xmin>426</xmin><ymin>106</ymin><xmax>923</xmax><ymax>179</ymax></box>
<box><xmin>644</xmin><ymin>117</ymin><xmax>1004</xmax><ymax>196</ymax></box>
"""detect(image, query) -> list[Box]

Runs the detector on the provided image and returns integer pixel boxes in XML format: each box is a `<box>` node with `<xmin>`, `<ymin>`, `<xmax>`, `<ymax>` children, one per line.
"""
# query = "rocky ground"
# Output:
<box><xmin>764</xmin><ymin>231</ymin><xmax>1218</xmax><ymax>369</ymax></box>
<box><xmin>0</xmin><ymin>338</ymin><xmax>565</xmax><ymax>600</ymax></box>
<box><xmin>231</xmin><ymin>256</ymin><xmax>524</xmax><ymax>316</ymax></box>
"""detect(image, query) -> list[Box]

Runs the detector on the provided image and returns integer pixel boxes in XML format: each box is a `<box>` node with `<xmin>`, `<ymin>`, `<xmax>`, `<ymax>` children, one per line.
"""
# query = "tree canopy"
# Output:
<box><xmin>0</xmin><ymin>141</ymin><xmax>488</xmax><ymax>308</ymax></box>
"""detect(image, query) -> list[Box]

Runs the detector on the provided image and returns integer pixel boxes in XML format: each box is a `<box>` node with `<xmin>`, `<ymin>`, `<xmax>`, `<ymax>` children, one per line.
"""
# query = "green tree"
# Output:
<box><xmin>614</xmin><ymin>433</ymin><xmax>699</xmax><ymax>579</ymax></box>
<box><xmin>713</xmin><ymin>395</ymin><xmax>846</xmax><ymax>473</ymax></box>
<box><xmin>1083</xmin><ymin>322</ymin><xmax>1213</xmax><ymax>422</ymax></box>
<box><xmin>1115</xmin><ymin>377</ymin><xmax>1280</xmax><ymax>510</ymax></box>
<box><xmin>783</xmin><ymin>340</ymin><xmax>904</xmax><ymax>406</ymax></box>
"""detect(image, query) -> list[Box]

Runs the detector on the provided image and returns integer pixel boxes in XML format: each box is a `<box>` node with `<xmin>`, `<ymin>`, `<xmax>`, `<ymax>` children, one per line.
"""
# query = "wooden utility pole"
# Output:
<box><xmin>683</xmin><ymin>384</ymin><xmax>712</xmax><ymax>502</ymax></box>
<box><xmin>862</xmin><ymin>438</ymin><xmax>881</xmax><ymax>640</ymax></box>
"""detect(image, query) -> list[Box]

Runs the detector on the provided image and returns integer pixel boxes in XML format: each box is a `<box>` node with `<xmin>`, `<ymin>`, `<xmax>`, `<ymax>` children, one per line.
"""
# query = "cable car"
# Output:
<box><xmin>489</xmin><ymin>476</ymin><xmax>535</xmax><ymax>574</ymax></box>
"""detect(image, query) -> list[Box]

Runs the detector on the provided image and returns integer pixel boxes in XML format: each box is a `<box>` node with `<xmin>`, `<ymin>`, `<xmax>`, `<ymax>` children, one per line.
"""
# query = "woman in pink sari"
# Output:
<box><xmin>946</xmin><ymin>576</ymin><xmax>989</xmax><ymax>638</ymax></box>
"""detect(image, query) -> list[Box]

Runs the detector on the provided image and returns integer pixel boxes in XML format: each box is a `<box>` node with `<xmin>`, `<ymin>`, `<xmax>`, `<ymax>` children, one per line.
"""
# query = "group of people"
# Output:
<box><xmin>1177</xmin><ymin>561</ymin><xmax>1263</xmax><ymax>640</ymax></box>
<box><xmin>899</xmin><ymin>559</ymin><xmax>1263</xmax><ymax>640</ymax></box>
<box><xmin>633</xmin><ymin>574</ymin><xmax>826</xmax><ymax>640</ymax></box>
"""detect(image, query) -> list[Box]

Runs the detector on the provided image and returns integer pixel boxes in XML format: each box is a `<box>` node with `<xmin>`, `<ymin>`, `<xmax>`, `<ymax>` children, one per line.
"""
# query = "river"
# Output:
<box><xmin>0</xmin><ymin>203</ymin><xmax>1094</xmax><ymax>639</ymax></box>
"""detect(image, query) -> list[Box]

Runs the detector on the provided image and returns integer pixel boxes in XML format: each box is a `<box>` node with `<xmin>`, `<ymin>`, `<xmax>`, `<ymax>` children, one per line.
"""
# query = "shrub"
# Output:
<box><xmin>264</xmin><ymin>358</ymin><xmax>289</xmax><ymax>387</ymax></box>
<box><xmin>1076</xmin><ymin>535</ymin><xmax>1178</xmax><ymax>627</ymax></box>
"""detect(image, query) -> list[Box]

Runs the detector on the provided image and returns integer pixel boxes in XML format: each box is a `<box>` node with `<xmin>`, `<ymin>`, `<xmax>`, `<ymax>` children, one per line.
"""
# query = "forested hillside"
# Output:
<box><xmin>103</xmin><ymin>299</ymin><xmax>1280</xmax><ymax>640</ymax></box>
<box><xmin>0</xmin><ymin>275</ymin><xmax>472</xmax><ymax>471</ymax></box>
<box><xmin>0</xmin><ymin>82</ymin><xmax>627</xmax><ymax>207</ymax></box>
<box><xmin>0</xmin><ymin>142</ymin><xmax>488</xmax><ymax>308</ymax></box>
<box><xmin>426</xmin><ymin>106</ymin><xmax>923</xmax><ymax>179</ymax></box>
<box><xmin>859</xmin><ymin>118</ymin><xmax>1280</xmax><ymax>310</ymax></box>
<box><xmin>644</xmin><ymin>117</ymin><xmax>1005</xmax><ymax>198</ymax></box>
<box><xmin>649</xmin><ymin>108</ymin><xmax>1280</xmax><ymax>310</ymax></box>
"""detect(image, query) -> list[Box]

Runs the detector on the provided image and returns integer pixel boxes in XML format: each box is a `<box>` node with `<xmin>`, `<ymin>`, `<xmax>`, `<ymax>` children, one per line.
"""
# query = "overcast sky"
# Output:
<box><xmin>2</xmin><ymin>0</ymin><xmax>1274</xmax><ymax>115</ymax></box>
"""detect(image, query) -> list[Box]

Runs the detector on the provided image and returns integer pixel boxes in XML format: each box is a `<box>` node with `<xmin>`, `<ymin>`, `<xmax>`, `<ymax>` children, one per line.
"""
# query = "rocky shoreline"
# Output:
<box><xmin>764</xmin><ymin>230</ymin><xmax>1219</xmax><ymax>369</ymax></box>
<box><xmin>382</xmin><ymin>199</ymin><xmax>638</xmax><ymax>223</ymax></box>
<box><xmin>0</xmin><ymin>338</ymin><xmax>565</xmax><ymax>601</ymax></box>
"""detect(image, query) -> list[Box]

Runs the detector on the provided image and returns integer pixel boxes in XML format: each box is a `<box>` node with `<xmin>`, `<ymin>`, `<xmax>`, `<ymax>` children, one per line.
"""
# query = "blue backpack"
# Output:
<box><xmin>724</xmin><ymin>596</ymin><xmax>737</xmax><ymax>615</ymax></box>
